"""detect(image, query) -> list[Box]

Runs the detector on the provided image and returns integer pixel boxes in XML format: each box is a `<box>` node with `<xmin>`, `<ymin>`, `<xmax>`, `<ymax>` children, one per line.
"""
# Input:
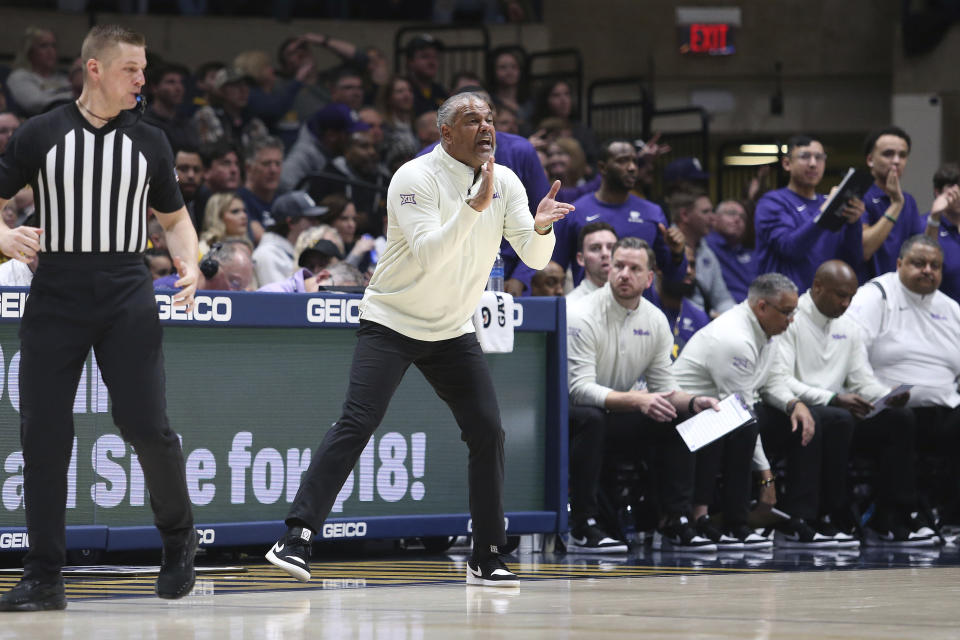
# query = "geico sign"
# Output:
<box><xmin>196</xmin><ymin>528</ymin><xmax>215</xmax><ymax>545</ymax></box>
<box><xmin>307</xmin><ymin>297</ymin><xmax>361</xmax><ymax>324</ymax></box>
<box><xmin>0</xmin><ymin>533</ymin><xmax>29</xmax><ymax>549</ymax></box>
<box><xmin>321</xmin><ymin>522</ymin><xmax>367</xmax><ymax>538</ymax></box>
<box><xmin>155</xmin><ymin>295</ymin><xmax>232</xmax><ymax>321</ymax></box>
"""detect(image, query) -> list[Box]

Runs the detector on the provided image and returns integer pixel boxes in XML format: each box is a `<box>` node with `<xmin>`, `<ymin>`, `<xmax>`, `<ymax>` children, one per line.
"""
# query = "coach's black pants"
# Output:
<box><xmin>19</xmin><ymin>254</ymin><xmax>193</xmax><ymax>580</ymax></box>
<box><xmin>287</xmin><ymin>320</ymin><xmax>507</xmax><ymax>550</ymax></box>
<box><xmin>568</xmin><ymin>405</ymin><xmax>694</xmax><ymax>528</ymax></box>
<box><xmin>693</xmin><ymin>419</ymin><xmax>760</xmax><ymax>528</ymax></box>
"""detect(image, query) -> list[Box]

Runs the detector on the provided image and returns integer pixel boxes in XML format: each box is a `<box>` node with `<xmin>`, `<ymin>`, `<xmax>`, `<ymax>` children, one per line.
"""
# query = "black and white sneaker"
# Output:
<box><xmin>863</xmin><ymin>512</ymin><xmax>938</xmax><ymax>548</ymax></box>
<box><xmin>727</xmin><ymin>524</ymin><xmax>774</xmax><ymax>549</ymax></box>
<box><xmin>266</xmin><ymin>526</ymin><xmax>313</xmax><ymax>582</ymax></box>
<box><xmin>466</xmin><ymin>553</ymin><xmax>519</xmax><ymax>587</ymax></box>
<box><xmin>695</xmin><ymin>515</ymin><xmax>743</xmax><ymax>550</ymax></box>
<box><xmin>567</xmin><ymin>518</ymin><xmax>629</xmax><ymax>554</ymax></box>
<box><xmin>774</xmin><ymin>518</ymin><xmax>838</xmax><ymax>549</ymax></box>
<box><xmin>818</xmin><ymin>515</ymin><xmax>860</xmax><ymax>549</ymax></box>
<box><xmin>652</xmin><ymin>516</ymin><xmax>717</xmax><ymax>552</ymax></box>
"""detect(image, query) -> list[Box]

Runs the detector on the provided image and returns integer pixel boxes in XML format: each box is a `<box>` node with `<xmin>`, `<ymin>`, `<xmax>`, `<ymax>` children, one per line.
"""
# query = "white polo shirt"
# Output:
<box><xmin>845</xmin><ymin>271</ymin><xmax>960</xmax><ymax>408</ymax></box>
<box><xmin>763</xmin><ymin>291</ymin><xmax>890</xmax><ymax>412</ymax></box>
<box><xmin>567</xmin><ymin>283</ymin><xmax>680</xmax><ymax>408</ymax></box>
<box><xmin>361</xmin><ymin>144</ymin><xmax>555</xmax><ymax>341</ymax></box>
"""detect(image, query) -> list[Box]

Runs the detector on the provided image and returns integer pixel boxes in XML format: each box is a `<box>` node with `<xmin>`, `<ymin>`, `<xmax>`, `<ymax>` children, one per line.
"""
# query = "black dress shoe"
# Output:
<box><xmin>0</xmin><ymin>576</ymin><xmax>66</xmax><ymax>611</ymax></box>
<box><xmin>156</xmin><ymin>529</ymin><xmax>198</xmax><ymax>599</ymax></box>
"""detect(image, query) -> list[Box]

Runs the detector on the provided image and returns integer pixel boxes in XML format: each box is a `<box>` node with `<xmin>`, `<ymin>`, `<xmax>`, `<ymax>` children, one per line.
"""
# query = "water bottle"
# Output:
<box><xmin>487</xmin><ymin>252</ymin><xmax>504</xmax><ymax>291</ymax></box>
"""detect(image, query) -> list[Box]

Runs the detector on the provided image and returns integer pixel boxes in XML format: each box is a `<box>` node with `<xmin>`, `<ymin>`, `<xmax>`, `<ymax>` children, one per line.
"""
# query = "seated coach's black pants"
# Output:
<box><xmin>287</xmin><ymin>320</ymin><xmax>508</xmax><ymax>551</ymax></box>
<box><xmin>18</xmin><ymin>254</ymin><xmax>194</xmax><ymax>580</ymax></box>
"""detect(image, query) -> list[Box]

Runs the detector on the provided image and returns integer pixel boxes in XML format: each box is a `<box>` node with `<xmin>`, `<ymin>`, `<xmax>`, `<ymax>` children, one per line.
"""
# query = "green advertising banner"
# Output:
<box><xmin>0</xmin><ymin>325</ymin><xmax>548</xmax><ymax>529</ymax></box>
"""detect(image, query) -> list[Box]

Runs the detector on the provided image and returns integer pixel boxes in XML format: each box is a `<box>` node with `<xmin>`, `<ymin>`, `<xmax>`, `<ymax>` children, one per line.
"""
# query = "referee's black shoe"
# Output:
<box><xmin>156</xmin><ymin>529</ymin><xmax>198</xmax><ymax>599</ymax></box>
<box><xmin>266</xmin><ymin>527</ymin><xmax>312</xmax><ymax>582</ymax></box>
<box><xmin>0</xmin><ymin>576</ymin><xmax>66</xmax><ymax>611</ymax></box>
<box><xmin>466</xmin><ymin>547</ymin><xmax>519</xmax><ymax>587</ymax></box>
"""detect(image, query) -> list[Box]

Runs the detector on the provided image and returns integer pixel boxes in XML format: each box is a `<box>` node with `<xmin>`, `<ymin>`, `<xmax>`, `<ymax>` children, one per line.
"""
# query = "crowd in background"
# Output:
<box><xmin>2</xmin><ymin>23</ymin><xmax>960</xmax><ymax>554</ymax></box>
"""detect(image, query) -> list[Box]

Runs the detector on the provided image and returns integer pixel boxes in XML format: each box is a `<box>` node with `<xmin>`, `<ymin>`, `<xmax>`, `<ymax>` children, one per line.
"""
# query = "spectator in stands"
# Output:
<box><xmin>306</xmin><ymin>130</ymin><xmax>388</xmax><ymax>236</ymax></box>
<box><xmin>763</xmin><ymin>260</ymin><xmax>932</xmax><ymax>547</ymax></box>
<box><xmin>144</xmin><ymin>248</ymin><xmax>174</xmax><ymax>281</ymax></box>
<box><xmin>294</xmin><ymin>234</ymin><xmax>343</xmax><ymax>273</ymax></box>
<box><xmin>662</xmin><ymin>157</ymin><xmax>710</xmax><ymax>199</ymax></box>
<box><xmin>556</xmin><ymin>139</ymin><xmax>687</xmax><ymax>288</ymax></box>
<box><xmin>861</xmin><ymin>126</ymin><xmax>938</xmax><ymax>279</ymax></box>
<box><xmin>193</xmin><ymin>67</ymin><xmax>269</xmax><ymax>149</ymax></box>
<box><xmin>0</xmin><ymin>112</ymin><xmax>21</xmax><ymax>155</ymax></box>
<box><xmin>668</xmin><ymin>186</ymin><xmax>734</xmax><ymax>316</ymax></box>
<box><xmin>673</xmin><ymin>273</ymin><xmax>809</xmax><ymax>548</ymax></box>
<box><xmin>67</xmin><ymin>57</ymin><xmax>83</xmax><ymax>100</ymax></box>
<box><xmin>378</xmin><ymin>75</ymin><xmax>419</xmax><ymax>162</ymax></box>
<box><xmin>755</xmin><ymin>134</ymin><xmax>865</xmax><ymax>292</ymax></box>
<box><xmin>706</xmin><ymin>199</ymin><xmax>757</xmax><ymax>303</ymax></box>
<box><xmin>317</xmin><ymin>194</ymin><xmax>375</xmax><ymax>272</ymax></box>
<box><xmin>494</xmin><ymin>104</ymin><xmax>520</xmax><ymax>135</ymax></box>
<box><xmin>147</xmin><ymin>217</ymin><xmax>167</xmax><ymax>252</ymax></box>
<box><xmin>487</xmin><ymin>48</ymin><xmax>530</xmax><ymax>129</ymax></box>
<box><xmin>143</xmin><ymin>64</ymin><xmax>199</xmax><ymax>153</ymax></box>
<box><xmin>644</xmin><ymin>245</ymin><xmax>710</xmax><ymax>361</ymax></box>
<box><xmin>6</xmin><ymin>27</ymin><xmax>73</xmax><ymax>116</ymax></box>
<box><xmin>199</xmin><ymin>240</ymin><xmax>255</xmax><ymax>291</ymax></box>
<box><xmin>545</xmin><ymin>138</ymin><xmax>588</xmax><ymax>192</ymax></box>
<box><xmin>531</xmin><ymin>79</ymin><xmax>597</xmax><ymax>167</ymax></box>
<box><xmin>845</xmin><ymin>234</ymin><xmax>960</xmax><ymax>524</ymax></box>
<box><xmin>275</xmin><ymin>35</ymin><xmax>330</xmax><ymax>122</ymax></box>
<box><xmin>234</xmin><ymin>49</ymin><xmax>309</xmax><ymax>145</ymax></box>
<box><xmin>567</xmin><ymin>237</ymin><xmax>718</xmax><ymax>552</ymax></box>
<box><xmin>405</xmin><ymin>35</ymin><xmax>448</xmax><ymax>116</ymax></box>
<box><xmin>567</xmin><ymin>222</ymin><xmax>616</xmax><ymax>302</ymax></box>
<box><xmin>280</xmin><ymin>102</ymin><xmax>369</xmax><ymax>193</ymax></box>
<box><xmin>199</xmin><ymin>192</ymin><xmax>251</xmax><ymax>254</ymax></box>
<box><xmin>415</xmin><ymin>110</ymin><xmax>440</xmax><ymax>149</ymax></box>
<box><xmin>253</xmin><ymin>190</ymin><xmax>327</xmax><ymax>285</ymax></box>
<box><xmin>529</xmin><ymin>261</ymin><xmax>565</xmax><ymax>297</ymax></box>
<box><xmin>632</xmin><ymin>133</ymin><xmax>673</xmax><ymax>203</ymax></box>
<box><xmin>237</xmin><ymin>136</ymin><xmax>284</xmax><ymax>244</ymax></box>
<box><xmin>0</xmin><ymin>186</ymin><xmax>32</xmax><ymax>231</ymax></box>
<box><xmin>357</xmin><ymin>106</ymin><xmax>384</xmax><ymax>149</ymax></box>
<box><xmin>174</xmin><ymin>147</ymin><xmax>205</xmax><ymax>232</ymax></box>
<box><xmin>187</xmin><ymin>61</ymin><xmax>226</xmax><ymax>116</ymax></box>
<box><xmin>193</xmin><ymin>140</ymin><xmax>242</xmax><ymax>235</ymax></box>
<box><xmin>926</xmin><ymin>163</ymin><xmax>960</xmax><ymax>303</ymax></box>
<box><xmin>329</xmin><ymin>68</ymin><xmax>365</xmax><ymax>112</ymax></box>
<box><xmin>259</xmin><ymin>260</ymin><xmax>362</xmax><ymax>293</ymax></box>
<box><xmin>450</xmin><ymin>70</ymin><xmax>484</xmax><ymax>93</ymax></box>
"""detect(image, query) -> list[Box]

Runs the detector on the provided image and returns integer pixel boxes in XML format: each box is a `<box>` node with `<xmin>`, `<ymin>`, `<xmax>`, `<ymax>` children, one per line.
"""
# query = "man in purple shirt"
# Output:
<box><xmin>754</xmin><ymin>134</ymin><xmax>865</xmax><ymax>291</ymax></box>
<box><xmin>860</xmin><ymin>126</ymin><xmax>932</xmax><ymax>278</ymax></box>
<box><xmin>706</xmin><ymin>199</ymin><xmax>757</xmax><ymax>302</ymax></box>
<box><xmin>925</xmin><ymin>163</ymin><xmax>960</xmax><ymax>303</ymax></box>
<box><xmin>556</xmin><ymin>139</ymin><xmax>686</xmax><ymax>285</ymax></box>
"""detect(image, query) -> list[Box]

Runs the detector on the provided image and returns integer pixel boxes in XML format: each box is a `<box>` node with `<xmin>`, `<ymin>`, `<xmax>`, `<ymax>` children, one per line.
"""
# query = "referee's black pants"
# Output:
<box><xmin>19</xmin><ymin>254</ymin><xmax>194</xmax><ymax>580</ymax></box>
<box><xmin>287</xmin><ymin>320</ymin><xmax>508</xmax><ymax>551</ymax></box>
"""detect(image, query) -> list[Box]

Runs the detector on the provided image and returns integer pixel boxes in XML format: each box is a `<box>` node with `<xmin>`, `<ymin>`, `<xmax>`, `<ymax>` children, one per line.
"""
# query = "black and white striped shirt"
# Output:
<box><xmin>0</xmin><ymin>103</ymin><xmax>183</xmax><ymax>254</ymax></box>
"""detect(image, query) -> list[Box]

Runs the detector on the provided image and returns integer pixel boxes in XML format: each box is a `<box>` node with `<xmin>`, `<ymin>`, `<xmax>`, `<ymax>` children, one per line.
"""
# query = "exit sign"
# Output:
<box><xmin>680</xmin><ymin>23</ymin><xmax>735</xmax><ymax>55</ymax></box>
<box><xmin>676</xmin><ymin>6</ymin><xmax>740</xmax><ymax>56</ymax></box>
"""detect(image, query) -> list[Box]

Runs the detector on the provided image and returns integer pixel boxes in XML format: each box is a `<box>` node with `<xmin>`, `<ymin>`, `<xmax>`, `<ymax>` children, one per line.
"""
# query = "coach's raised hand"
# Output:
<box><xmin>468</xmin><ymin>156</ymin><xmax>495</xmax><ymax>212</ymax></box>
<box><xmin>534</xmin><ymin>180</ymin><xmax>575</xmax><ymax>234</ymax></box>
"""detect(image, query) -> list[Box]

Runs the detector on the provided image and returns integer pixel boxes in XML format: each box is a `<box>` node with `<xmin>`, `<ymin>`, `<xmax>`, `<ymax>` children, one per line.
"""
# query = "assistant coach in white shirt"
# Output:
<box><xmin>266</xmin><ymin>92</ymin><xmax>573</xmax><ymax>587</ymax></box>
<box><xmin>846</xmin><ymin>234</ymin><xmax>960</xmax><ymax>530</ymax></box>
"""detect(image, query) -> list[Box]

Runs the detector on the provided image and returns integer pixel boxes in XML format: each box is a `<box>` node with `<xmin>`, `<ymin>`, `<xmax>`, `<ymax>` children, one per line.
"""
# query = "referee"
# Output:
<box><xmin>266</xmin><ymin>92</ymin><xmax>573</xmax><ymax>587</ymax></box>
<box><xmin>0</xmin><ymin>25</ymin><xmax>200</xmax><ymax>610</ymax></box>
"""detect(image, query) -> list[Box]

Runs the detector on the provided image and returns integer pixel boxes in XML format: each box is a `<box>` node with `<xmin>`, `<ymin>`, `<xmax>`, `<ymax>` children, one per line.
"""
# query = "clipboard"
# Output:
<box><xmin>813</xmin><ymin>167</ymin><xmax>874</xmax><ymax>231</ymax></box>
<box><xmin>676</xmin><ymin>393</ymin><xmax>756</xmax><ymax>452</ymax></box>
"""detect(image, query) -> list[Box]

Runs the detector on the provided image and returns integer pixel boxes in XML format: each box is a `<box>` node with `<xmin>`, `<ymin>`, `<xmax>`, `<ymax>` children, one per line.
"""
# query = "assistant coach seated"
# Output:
<box><xmin>567</xmin><ymin>237</ymin><xmax>718</xmax><ymax>553</ymax></box>
<box><xmin>845</xmin><ymin>234</ymin><xmax>960</xmax><ymax>526</ymax></box>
